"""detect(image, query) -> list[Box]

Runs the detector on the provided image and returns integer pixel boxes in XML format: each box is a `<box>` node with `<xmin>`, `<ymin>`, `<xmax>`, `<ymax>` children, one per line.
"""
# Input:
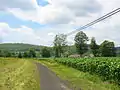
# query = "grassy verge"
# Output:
<box><xmin>38</xmin><ymin>59</ymin><xmax>120</xmax><ymax>90</ymax></box>
<box><xmin>0</xmin><ymin>58</ymin><xmax>18</xmax><ymax>68</ymax></box>
<box><xmin>0</xmin><ymin>58</ymin><xmax>40</xmax><ymax>90</ymax></box>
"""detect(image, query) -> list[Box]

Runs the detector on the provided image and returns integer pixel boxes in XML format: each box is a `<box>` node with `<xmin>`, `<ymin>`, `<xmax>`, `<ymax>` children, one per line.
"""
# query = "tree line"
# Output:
<box><xmin>53</xmin><ymin>31</ymin><xmax>116</xmax><ymax>57</ymax></box>
<box><xmin>0</xmin><ymin>47</ymin><xmax>51</xmax><ymax>58</ymax></box>
<box><xmin>0</xmin><ymin>31</ymin><xmax>116</xmax><ymax>58</ymax></box>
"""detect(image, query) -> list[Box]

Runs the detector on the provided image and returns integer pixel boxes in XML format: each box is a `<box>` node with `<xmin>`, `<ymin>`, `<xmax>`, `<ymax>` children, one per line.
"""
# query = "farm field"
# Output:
<box><xmin>54</xmin><ymin>57</ymin><xmax>120</xmax><ymax>84</ymax></box>
<box><xmin>0</xmin><ymin>58</ymin><xmax>40</xmax><ymax>90</ymax></box>
<box><xmin>38</xmin><ymin>58</ymin><xmax>120</xmax><ymax>90</ymax></box>
<box><xmin>1</xmin><ymin>57</ymin><xmax>120</xmax><ymax>90</ymax></box>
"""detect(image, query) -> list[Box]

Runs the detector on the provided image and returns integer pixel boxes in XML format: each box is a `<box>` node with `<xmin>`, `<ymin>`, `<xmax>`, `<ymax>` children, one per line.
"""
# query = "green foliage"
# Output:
<box><xmin>11</xmin><ymin>52</ymin><xmax>16</xmax><ymax>57</ymax></box>
<box><xmin>0</xmin><ymin>48</ymin><xmax>37</xmax><ymax>58</ymax></box>
<box><xmin>0</xmin><ymin>43</ymin><xmax>42</xmax><ymax>51</ymax></box>
<box><xmin>0</xmin><ymin>50</ymin><xmax>12</xmax><ymax>57</ymax></box>
<box><xmin>5</xmin><ymin>51</ymin><xmax>11</xmax><ymax>57</ymax></box>
<box><xmin>0</xmin><ymin>50</ymin><xmax>4</xmax><ymax>57</ymax></box>
<box><xmin>0</xmin><ymin>43</ymin><xmax>45</xmax><ymax>58</ymax></box>
<box><xmin>28</xmin><ymin>48</ymin><xmax>36</xmax><ymax>58</ymax></box>
<box><xmin>100</xmin><ymin>40</ymin><xmax>116</xmax><ymax>57</ymax></box>
<box><xmin>41</xmin><ymin>47</ymin><xmax>51</xmax><ymax>58</ymax></box>
<box><xmin>55</xmin><ymin>57</ymin><xmax>120</xmax><ymax>85</ymax></box>
<box><xmin>68</xmin><ymin>45</ymin><xmax>77</xmax><ymax>54</ymax></box>
<box><xmin>74</xmin><ymin>31</ymin><xmax>89</xmax><ymax>56</ymax></box>
<box><xmin>23</xmin><ymin>51</ymin><xmax>29</xmax><ymax>58</ymax></box>
<box><xmin>40</xmin><ymin>60</ymin><xmax>120</xmax><ymax>90</ymax></box>
<box><xmin>53</xmin><ymin>34</ymin><xmax>67</xmax><ymax>57</ymax></box>
<box><xmin>116</xmin><ymin>47</ymin><xmax>120</xmax><ymax>57</ymax></box>
<box><xmin>18</xmin><ymin>53</ymin><xmax>22</xmax><ymax>58</ymax></box>
<box><xmin>90</xmin><ymin>37</ymin><xmax>99</xmax><ymax>57</ymax></box>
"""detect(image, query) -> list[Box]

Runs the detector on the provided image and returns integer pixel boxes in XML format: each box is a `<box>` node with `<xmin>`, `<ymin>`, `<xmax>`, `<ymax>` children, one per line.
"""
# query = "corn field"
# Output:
<box><xmin>55</xmin><ymin>57</ymin><xmax>120</xmax><ymax>84</ymax></box>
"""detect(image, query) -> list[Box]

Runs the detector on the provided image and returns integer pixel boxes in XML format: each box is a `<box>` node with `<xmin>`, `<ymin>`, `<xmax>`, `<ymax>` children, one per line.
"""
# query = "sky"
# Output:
<box><xmin>0</xmin><ymin>0</ymin><xmax>120</xmax><ymax>46</ymax></box>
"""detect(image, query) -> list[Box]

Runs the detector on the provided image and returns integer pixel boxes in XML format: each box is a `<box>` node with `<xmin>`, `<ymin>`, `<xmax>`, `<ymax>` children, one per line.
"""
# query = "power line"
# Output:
<box><xmin>67</xmin><ymin>8</ymin><xmax>120</xmax><ymax>36</ymax></box>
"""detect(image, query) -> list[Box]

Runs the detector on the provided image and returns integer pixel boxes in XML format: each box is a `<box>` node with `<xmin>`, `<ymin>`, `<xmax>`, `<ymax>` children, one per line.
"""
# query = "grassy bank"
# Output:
<box><xmin>0</xmin><ymin>58</ymin><xmax>40</xmax><ymax>90</ymax></box>
<box><xmin>38</xmin><ymin>59</ymin><xmax>120</xmax><ymax>90</ymax></box>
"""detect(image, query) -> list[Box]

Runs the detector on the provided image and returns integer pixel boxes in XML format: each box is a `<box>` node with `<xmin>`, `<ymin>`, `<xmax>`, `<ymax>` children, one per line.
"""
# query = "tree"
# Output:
<box><xmin>90</xmin><ymin>37</ymin><xmax>99</xmax><ymax>57</ymax></box>
<box><xmin>99</xmin><ymin>40</ymin><xmax>116</xmax><ymax>57</ymax></box>
<box><xmin>28</xmin><ymin>48</ymin><xmax>36</xmax><ymax>58</ymax></box>
<box><xmin>53</xmin><ymin>34</ymin><xmax>67</xmax><ymax>57</ymax></box>
<box><xmin>4</xmin><ymin>51</ymin><xmax>11</xmax><ymax>57</ymax></box>
<box><xmin>11</xmin><ymin>52</ymin><xmax>16</xmax><ymax>57</ymax></box>
<box><xmin>41</xmin><ymin>47</ymin><xmax>51</xmax><ymax>58</ymax></box>
<box><xmin>74</xmin><ymin>31</ymin><xmax>89</xmax><ymax>56</ymax></box>
<box><xmin>23</xmin><ymin>51</ymin><xmax>29</xmax><ymax>58</ymax></box>
<box><xmin>18</xmin><ymin>52</ymin><xmax>22</xmax><ymax>58</ymax></box>
<box><xmin>0</xmin><ymin>50</ymin><xmax>3</xmax><ymax>57</ymax></box>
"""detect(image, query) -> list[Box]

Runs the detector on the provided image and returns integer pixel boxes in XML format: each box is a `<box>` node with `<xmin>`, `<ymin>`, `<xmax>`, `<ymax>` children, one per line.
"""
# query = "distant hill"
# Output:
<box><xmin>0</xmin><ymin>43</ymin><xmax>45</xmax><ymax>51</ymax></box>
<box><xmin>0</xmin><ymin>43</ymin><xmax>119</xmax><ymax>56</ymax></box>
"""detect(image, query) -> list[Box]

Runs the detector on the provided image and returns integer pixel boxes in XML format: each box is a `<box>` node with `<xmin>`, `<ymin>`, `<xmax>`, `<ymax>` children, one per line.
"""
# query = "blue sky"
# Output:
<box><xmin>0</xmin><ymin>11</ymin><xmax>47</xmax><ymax>29</ymax></box>
<box><xmin>0</xmin><ymin>0</ymin><xmax>120</xmax><ymax>46</ymax></box>
<box><xmin>37</xmin><ymin>0</ymin><xmax>49</xmax><ymax>6</ymax></box>
<box><xmin>0</xmin><ymin>0</ymin><xmax>49</xmax><ymax>29</ymax></box>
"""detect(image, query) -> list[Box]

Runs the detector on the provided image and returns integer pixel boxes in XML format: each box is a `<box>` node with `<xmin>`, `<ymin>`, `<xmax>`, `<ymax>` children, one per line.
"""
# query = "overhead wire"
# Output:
<box><xmin>66</xmin><ymin>8</ymin><xmax>120</xmax><ymax>36</ymax></box>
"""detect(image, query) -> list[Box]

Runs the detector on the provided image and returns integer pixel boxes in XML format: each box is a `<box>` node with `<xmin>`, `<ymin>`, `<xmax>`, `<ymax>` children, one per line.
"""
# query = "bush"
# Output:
<box><xmin>41</xmin><ymin>47</ymin><xmax>51</xmax><ymax>58</ymax></box>
<box><xmin>18</xmin><ymin>53</ymin><xmax>22</xmax><ymax>58</ymax></box>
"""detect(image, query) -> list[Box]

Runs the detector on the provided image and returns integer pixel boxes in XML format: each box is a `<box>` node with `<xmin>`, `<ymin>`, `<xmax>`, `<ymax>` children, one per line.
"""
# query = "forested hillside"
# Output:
<box><xmin>0</xmin><ymin>43</ymin><xmax>44</xmax><ymax>51</ymax></box>
<box><xmin>0</xmin><ymin>43</ymin><xmax>120</xmax><ymax>57</ymax></box>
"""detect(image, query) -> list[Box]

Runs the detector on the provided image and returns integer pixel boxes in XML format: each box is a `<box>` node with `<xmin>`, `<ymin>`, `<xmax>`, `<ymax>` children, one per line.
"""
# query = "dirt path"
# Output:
<box><xmin>35</xmin><ymin>62</ymin><xmax>71</xmax><ymax>90</ymax></box>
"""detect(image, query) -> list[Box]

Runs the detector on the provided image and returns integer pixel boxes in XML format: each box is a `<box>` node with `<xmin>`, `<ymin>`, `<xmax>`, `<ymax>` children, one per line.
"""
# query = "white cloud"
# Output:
<box><xmin>0</xmin><ymin>23</ymin><xmax>48</xmax><ymax>45</ymax></box>
<box><xmin>0</xmin><ymin>23</ymin><xmax>11</xmax><ymax>36</ymax></box>
<box><xmin>84</xmin><ymin>13</ymin><xmax>120</xmax><ymax>46</ymax></box>
<box><xmin>0</xmin><ymin>0</ymin><xmax>120</xmax><ymax>46</ymax></box>
<box><xmin>48</xmin><ymin>0</ymin><xmax>101</xmax><ymax>15</ymax></box>
<box><xmin>0</xmin><ymin>23</ymin><xmax>74</xmax><ymax>46</ymax></box>
<box><xmin>4</xmin><ymin>0</ymin><xmax>102</xmax><ymax>25</ymax></box>
<box><xmin>48</xmin><ymin>32</ymin><xmax>55</xmax><ymax>36</ymax></box>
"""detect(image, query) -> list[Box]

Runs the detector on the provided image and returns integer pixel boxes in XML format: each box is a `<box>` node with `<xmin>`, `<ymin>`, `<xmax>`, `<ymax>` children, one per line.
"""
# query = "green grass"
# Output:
<box><xmin>0</xmin><ymin>58</ymin><xmax>40</xmax><ymax>90</ymax></box>
<box><xmin>0</xmin><ymin>58</ymin><xmax>18</xmax><ymax>68</ymax></box>
<box><xmin>38</xmin><ymin>60</ymin><xmax>120</xmax><ymax>90</ymax></box>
